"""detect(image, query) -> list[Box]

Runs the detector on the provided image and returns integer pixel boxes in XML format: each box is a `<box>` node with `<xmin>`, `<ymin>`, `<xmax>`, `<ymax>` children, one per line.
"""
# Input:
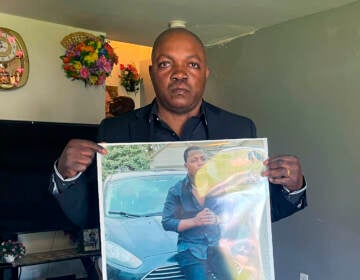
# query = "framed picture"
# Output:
<box><xmin>82</xmin><ymin>228</ymin><xmax>100</xmax><ymax>252</ymax></box>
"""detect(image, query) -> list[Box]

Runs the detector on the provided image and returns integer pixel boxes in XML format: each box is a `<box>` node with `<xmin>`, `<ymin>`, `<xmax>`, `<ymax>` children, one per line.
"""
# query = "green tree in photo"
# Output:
<box><xmin>102</xmin><ymin>145</ymin><xmax>151</xmax><ymax>179</ymax></box>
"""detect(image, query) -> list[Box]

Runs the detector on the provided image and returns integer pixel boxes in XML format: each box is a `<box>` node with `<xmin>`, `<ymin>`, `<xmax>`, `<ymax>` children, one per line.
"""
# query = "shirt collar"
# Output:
<box><xmin>147</xmin><ymin>98</ymin><xmax>208</xmax><ymax>126</ymax></box>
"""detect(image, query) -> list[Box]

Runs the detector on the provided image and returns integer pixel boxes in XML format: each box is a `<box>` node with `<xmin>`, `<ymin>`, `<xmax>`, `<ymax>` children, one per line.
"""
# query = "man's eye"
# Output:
<box><xmin>158</xmin><ymin>61</ymin><xmax>170</xmax><ymax>68</ymax></box>
<box><xmin>189</xmin><ymin>62</ymin><xmax>200</xmax><ymax>69</ymax></box>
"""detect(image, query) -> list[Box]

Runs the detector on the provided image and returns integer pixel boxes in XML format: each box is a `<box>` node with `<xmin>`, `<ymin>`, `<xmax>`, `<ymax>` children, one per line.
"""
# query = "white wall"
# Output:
<box><xmin>0</xmin><ymin>13</ymin><xmax>105</xmax><ymax>124</ymax></box>
<box><xmin>205</xmin><ymin>2</ymin><xmax>360</xmax><ymax>279</ymax></box>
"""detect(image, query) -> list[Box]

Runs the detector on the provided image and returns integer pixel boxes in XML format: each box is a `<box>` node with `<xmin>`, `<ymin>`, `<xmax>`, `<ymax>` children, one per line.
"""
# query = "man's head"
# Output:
<box><xmin>149</xmin><ymin>28</ymin><xmax>210</xmax><ymax>115</ymax></box>
<box><xmin>184</xmin><ymin>146</ymin><xmax>207</xmax><ymax>177</ymax></box>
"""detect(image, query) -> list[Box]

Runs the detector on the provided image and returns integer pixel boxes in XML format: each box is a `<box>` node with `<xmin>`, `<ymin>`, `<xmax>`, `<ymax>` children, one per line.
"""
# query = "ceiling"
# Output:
<box><xmin>1</xmin><ymin>0</ymin><xmax>357</xmax><ymax>46</ymax></box>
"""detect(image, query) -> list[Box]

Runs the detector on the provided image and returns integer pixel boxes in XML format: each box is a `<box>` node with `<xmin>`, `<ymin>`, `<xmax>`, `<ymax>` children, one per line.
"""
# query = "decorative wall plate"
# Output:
<box><xmin>0</xmin><ymin>27</ymin><xmax>29</xmax><ymax>90</ymax></box>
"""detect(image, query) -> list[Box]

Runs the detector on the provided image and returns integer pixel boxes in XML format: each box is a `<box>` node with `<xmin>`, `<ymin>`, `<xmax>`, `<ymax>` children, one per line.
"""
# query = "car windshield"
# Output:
<box><xmin>104</xmin><ymin>172</ymin><xmax>185</xmax><ymax>217</ymax></box>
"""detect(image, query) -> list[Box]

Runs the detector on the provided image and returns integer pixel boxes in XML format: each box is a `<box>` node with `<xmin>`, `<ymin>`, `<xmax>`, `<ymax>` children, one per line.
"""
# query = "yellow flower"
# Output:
<box><xmin>96</xmin><ymin>41</ymin><xmax>102</xmax><ymax>50</ymax></box>
<box><xmin>84</xmin><ymin>52</ymin><xmax>98</xmax><ymax>64</ymax></box>
<box><xmin>73</xmin><ymin>61</ymin><xmax>82</xmax><ymax>70</ymax></box>
<box><xmin>89</xmin><ymin>75</ymin><xmax>98</xmax><ymax>85</ymax></box>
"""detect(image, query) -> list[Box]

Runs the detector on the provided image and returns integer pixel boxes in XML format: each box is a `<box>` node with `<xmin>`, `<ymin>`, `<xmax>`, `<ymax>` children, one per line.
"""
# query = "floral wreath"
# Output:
<box><xmin>119</xmin><ymin>63</ymin><xmax>142</xmax><ymax>92</ymax></box>
<box><xmin>60</xmin><ymin>34</ymin><xmax>118</xmax><ymax>86</ymax></box>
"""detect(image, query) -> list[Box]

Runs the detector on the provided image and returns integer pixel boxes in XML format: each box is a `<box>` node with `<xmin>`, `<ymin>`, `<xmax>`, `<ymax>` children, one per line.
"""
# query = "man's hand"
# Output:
<box><xmin>57</xmin><ymin>139</ymin><xmax>107</xmax><ymax>179</ymax></box>
<box><xmin>177</xmin><ymin>208</ymin><xmax>219</xmax><ymax>232</ymax></box>
<box><xmin>193</xmin><ymin>208</ymin><xmax>218</xmax><ymax>226</ymax></box>
<box><xmin>262</xmin><ymin>155</ymin><xmax>304</xmax><ymax>191</ymax></box>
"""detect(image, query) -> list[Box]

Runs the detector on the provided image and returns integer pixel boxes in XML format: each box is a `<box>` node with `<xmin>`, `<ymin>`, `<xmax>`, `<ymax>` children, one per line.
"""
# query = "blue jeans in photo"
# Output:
<box><xmin>176</xmin><ymin>247</ymin><xmax>232</xmax><ymax>280</ymax></box>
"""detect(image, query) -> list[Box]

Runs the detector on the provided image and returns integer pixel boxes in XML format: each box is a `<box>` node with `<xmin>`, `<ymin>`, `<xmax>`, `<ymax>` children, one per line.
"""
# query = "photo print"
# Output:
<box><xmin>82</xmin><ymin>228</ymin><xmax>100</xmax><ymax>252</ymax></box>
<box><xmin>97</xmin><ymin>138</ymin><xmax>274</xmax><ymax>280</ymax></box>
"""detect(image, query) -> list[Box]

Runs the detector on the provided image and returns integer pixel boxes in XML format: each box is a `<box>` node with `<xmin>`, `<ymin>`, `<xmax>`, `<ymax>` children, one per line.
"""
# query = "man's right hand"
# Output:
<box><xmin>177</xmin><ymin>208</ymin><xmax>218</xmax><ymax>232</ymax></box>
<box><xmin>57</xmin><ymin>139</ymin><xmax>107</xmax><ymax>179</ymax></box>
<box><xmin>193</xmin><ymin>208</ymin><xmax>218</xmax><ymax>226</ymax></box>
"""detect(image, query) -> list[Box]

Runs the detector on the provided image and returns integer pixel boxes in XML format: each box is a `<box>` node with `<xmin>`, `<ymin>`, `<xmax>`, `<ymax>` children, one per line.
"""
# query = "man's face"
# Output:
<box><xmin>149</xmin><ymin>30</ymin><xmax>210</xmax><ymax>115</ymax></box>
<box><xmin>185</xmin><ymin>150</ymin><xmax>207</xmax><ymax>177</ymax></box>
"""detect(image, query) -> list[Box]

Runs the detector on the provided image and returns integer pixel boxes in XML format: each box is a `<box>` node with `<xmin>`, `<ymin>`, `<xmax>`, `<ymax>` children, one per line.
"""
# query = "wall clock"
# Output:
<box><xmin>0</xmin><ymin>27</ymin><xmax>29</xmax><ymax>90</ymax></box>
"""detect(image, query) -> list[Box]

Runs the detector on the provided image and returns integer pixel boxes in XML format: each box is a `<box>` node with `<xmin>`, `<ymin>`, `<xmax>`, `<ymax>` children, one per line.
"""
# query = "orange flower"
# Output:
<box><xmin>82</xmin><ymin>45</ymin><xmax>95</xmax><ymax>53</ymax></box>
<box><xmin>63</xmin><ymin>64</ymin><xmax>72</xmax><ymax>70</ymax></box>
<box><xmin>76</xmin><ymin>42</ymin><xmax>85</xmax><ymax>51</ymax></box>
<box><xmin>62</xmin><ymin>56</ymin><xmax>70</xmax><ymax>63</ymax></box>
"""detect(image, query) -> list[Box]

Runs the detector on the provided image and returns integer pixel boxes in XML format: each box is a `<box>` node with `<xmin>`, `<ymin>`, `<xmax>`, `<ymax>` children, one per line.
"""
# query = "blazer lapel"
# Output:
<box><xmin>203</xmin><ymin>102</ymin><xmax>224</xmax><ymax>139</ymax></box>
<box><xmin>128</xmin><ymin>106</ymin><xmax>152</xmax><ymax>141</ymax></box>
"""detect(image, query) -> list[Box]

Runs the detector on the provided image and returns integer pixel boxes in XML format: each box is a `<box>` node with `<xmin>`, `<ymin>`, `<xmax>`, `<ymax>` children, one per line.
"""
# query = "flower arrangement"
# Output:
<box><xmin>119</xmin><ymin>63</ymin><xmax>142</xmax><ymax>92</ymax></box>
<box><xmin>0</xmin><ymin>240</ymin><xmax>26</xmax><ymax>262</ymax></box>
<box><xmin>60</xmin><ymin>35</ymin><xmax>118</xmax><ymax>86</ymax></box>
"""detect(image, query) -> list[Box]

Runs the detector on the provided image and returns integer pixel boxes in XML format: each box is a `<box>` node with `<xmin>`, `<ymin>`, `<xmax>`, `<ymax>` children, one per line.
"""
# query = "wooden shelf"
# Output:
<box><xmin>1</xmin><ymin>248</ymin><xmax>100</xmax><ymax>269</ymax></box>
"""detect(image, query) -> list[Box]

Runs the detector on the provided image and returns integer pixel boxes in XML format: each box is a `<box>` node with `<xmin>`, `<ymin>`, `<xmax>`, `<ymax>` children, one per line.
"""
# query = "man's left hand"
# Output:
<box><xmin>262</xmin><ymin>155</ymin><xmax>304</xmax><ymax>191</ymax></box>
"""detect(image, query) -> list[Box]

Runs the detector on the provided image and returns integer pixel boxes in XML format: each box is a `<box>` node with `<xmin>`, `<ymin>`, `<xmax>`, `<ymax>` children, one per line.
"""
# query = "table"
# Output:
<box><xmin>0</xmin><ymin>248</ymin><xmax>101</xmax><ymax>280</ymax></box>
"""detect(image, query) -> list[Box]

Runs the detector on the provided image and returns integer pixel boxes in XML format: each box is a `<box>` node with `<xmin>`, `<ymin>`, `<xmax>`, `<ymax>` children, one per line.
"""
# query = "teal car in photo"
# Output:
<box><xmin>102</xmin><ymin>170</ymin><xmax>187</xmax><ymax>280</ymax></box>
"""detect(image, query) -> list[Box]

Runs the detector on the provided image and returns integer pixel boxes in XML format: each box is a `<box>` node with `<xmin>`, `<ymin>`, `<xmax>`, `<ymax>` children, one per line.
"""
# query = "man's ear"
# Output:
<box><xmin>149</xmin><ymin>65</ymin><xmax>153</xmax><ymax>80</ymax></box>
<box><xmin>206</xmin><ymin>67</ymin><xmax>210</xmax><ymax>79</ymax></box>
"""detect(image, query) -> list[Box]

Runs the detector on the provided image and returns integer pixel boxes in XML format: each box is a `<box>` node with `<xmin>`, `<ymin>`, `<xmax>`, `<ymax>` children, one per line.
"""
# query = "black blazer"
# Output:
<box><xmin>54</xmin><ymin>100</ymin><xmax>306</xmax><ymax>228</ymax></box>
<box><xmin>98</xmin><ymin>101</ymin><xmax>256</xmax><ymax>142</ymax></box>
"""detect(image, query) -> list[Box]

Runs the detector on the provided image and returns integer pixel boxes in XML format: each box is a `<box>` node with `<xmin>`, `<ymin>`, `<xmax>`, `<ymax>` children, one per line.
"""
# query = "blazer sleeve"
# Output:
<box><xmin>269</xmin><ymin>182</ymin><xmax>307</xmax><ymax>222</ymax></box>
<box><xmin>52</xmin><ymin>161</ymin><xmax>99</xmax><ymax>229</ymax></box>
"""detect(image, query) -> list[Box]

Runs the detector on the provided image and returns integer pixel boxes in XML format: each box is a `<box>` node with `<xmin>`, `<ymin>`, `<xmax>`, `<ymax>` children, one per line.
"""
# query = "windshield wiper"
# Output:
<box><xmin>108</xmin><ymin>211</ymin><xmax>142</xmax><ymax>218</ymax></box>
<box><xmin>144</xmin><ymin>212</ymin><xmax>163</xmax><ymax>217</ymax></box>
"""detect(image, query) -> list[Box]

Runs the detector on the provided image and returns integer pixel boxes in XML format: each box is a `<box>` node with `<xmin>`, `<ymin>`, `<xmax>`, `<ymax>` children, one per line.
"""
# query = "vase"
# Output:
<box><xmin>4</xmin><ymin>254</ymin><xmax>15</xmax><ymax>263</ymax></box>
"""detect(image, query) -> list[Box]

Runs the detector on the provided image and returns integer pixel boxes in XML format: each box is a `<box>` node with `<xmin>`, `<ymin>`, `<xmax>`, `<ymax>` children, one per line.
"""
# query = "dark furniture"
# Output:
<box><xmin>0</xmin><ymin>120</ymin><xmax>98</xmax><ymax>233</ymax></box>
<box><xmin>0</xmin><ymin>248</ymin><xmax>101</xmax><ymax>280</ymax></box>
<box><xmin>0</xmin><ymin>120</ymin><xmax>99</xmax><ymax>279</ymax></box>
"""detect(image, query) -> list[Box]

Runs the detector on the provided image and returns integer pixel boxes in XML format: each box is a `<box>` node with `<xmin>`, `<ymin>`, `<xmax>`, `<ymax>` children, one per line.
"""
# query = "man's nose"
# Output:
<box><xmin>170</xmin><ymin>65</ymin><xmax>188</xmax><ymax>81</ymax></box>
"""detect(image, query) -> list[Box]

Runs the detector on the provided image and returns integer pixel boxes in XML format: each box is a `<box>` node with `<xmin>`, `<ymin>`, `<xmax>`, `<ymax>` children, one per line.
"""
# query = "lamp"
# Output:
<box><xmin>168</xmin><ymin>20</ymin><xmax>187</xmax><ymax>29</ymax></box>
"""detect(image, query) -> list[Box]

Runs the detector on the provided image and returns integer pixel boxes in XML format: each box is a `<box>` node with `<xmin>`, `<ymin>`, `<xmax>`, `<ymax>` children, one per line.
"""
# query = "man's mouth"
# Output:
<box><xmin>171</xmin><ymin>87</ymin><xmax>189</xmax><ymax>94</ymax></box>
<box><xmin>169</xmin><ymin>84</ymin><xmax>190</xmax><ymax>94</ymax></box>
<box><xmin>169</xmin><ymin>80</ymin><xmax>190</xmax><ymax>94</ymax></box>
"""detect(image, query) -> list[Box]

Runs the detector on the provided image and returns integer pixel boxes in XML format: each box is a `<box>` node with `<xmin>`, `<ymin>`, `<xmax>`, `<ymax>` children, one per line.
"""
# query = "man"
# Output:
<box><xmin>51</xmin><ymin>27</ymin><xmax>306</xmax><ymax>230</ymax></box>
<box><xmin>162</xmin><ymin>146</ymin><xmax>232</xmax><ymax>279</ymax></box>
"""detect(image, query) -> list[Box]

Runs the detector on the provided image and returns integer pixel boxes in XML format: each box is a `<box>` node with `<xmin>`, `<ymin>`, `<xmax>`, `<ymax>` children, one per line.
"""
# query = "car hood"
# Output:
<box><xmin>105</xmin><ymin>215</ymin><xmax>178</xmax><ymax>259</ymax></box>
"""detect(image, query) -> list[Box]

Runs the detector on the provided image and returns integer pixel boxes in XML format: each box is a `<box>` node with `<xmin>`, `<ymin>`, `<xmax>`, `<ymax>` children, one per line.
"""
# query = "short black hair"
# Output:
<box><xmin>183</xmin><ymin>146</ymin><xmax>205</xmax><ymax>162</ymax></box>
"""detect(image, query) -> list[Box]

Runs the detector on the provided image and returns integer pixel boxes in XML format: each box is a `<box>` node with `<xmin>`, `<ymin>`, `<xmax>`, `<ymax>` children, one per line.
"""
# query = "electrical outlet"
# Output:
<box><xmin>300</xmin><ymin>272</ymin><xmax>309</xmax><ymax>280</ymax></box>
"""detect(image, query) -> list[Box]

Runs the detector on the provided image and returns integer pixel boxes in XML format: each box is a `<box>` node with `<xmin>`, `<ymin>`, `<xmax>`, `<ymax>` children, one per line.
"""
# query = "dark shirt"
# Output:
<box><xmin>162</xmin><ymin>176</ymin><xmax>224</xmax><ymax>260</ymax></box>
<box><xmin>148</xmin><ymin>102</ymin><xmax>208</xmax><ymax>141</ymax></box>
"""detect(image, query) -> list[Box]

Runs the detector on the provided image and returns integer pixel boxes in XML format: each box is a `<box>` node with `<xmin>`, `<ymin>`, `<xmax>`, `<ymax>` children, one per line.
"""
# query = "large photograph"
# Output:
<box><xmin>97</xmin><ymin>138</ymin><xmax>274</xmax><ymax>280</ymax></box>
